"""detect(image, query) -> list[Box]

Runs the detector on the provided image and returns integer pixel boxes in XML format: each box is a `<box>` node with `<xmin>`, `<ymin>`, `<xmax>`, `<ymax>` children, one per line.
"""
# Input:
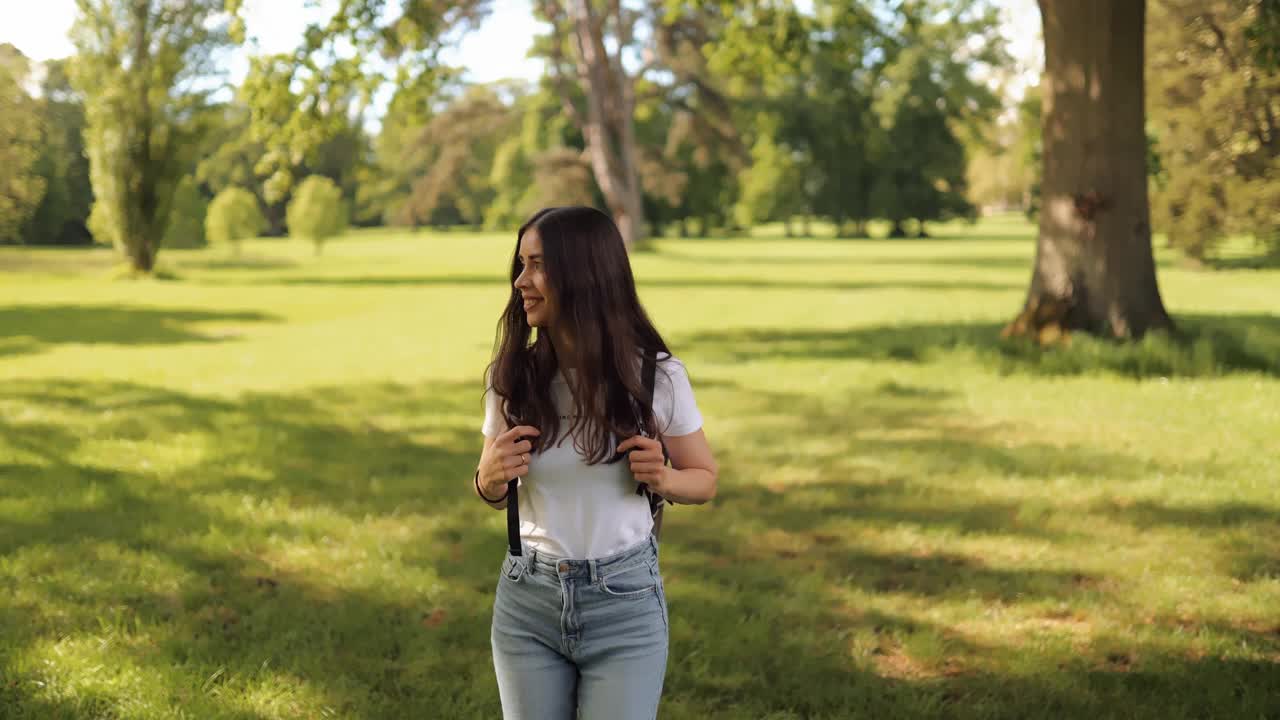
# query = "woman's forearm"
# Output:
<box><xmin>659</xmin><ymin>467</ymin><xmax>717</xmax><ymax>505</ymax></box>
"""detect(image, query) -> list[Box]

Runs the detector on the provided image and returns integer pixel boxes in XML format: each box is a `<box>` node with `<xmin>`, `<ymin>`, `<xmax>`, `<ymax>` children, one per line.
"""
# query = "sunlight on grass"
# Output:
<box><xmin>1</xmin><ymin>216</ymin><xmax>1278</xmax><ymax>718</ymax></box>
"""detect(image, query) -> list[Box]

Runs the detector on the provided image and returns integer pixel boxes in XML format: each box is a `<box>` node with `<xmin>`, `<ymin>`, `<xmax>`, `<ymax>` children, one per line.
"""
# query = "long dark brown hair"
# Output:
<box><xmin>486</xmin><ymin>206</ymin><xmax>671</xmax><ymax>464</ymax></box>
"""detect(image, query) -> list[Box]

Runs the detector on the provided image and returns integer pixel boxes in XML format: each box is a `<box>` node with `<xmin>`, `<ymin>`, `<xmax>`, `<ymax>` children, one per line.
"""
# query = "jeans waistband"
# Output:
<box><xmin>523</xmin><ymin>534</ymin><xmax>658</xmax><ymax>581</ymax></box>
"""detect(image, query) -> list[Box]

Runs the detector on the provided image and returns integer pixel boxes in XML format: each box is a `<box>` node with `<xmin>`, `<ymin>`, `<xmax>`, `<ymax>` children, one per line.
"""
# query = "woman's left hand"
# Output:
<box><xmin>617</xmin><ymin>435</ymin><xmax>668</xmax><ymax>492</ymax></box>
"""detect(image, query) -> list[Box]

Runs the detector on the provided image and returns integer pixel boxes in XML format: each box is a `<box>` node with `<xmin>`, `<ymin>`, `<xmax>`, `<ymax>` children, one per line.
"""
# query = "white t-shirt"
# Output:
<box><xmin>482</xmin><ymin>355</ymin><xmax>703</xmax><ymax>559</ymax></box>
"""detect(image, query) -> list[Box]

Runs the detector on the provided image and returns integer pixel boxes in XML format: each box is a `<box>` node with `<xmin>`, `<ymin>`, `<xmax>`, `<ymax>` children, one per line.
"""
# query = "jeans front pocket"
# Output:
<box><xmin>598</xmin><ymin>561</ymin><xmax>658</xmax><ymax>599</ymax></box>
<box><xmin>499</xmin><ymin>553</ymin><xmax>526</xmax><ymax>583</ymax></box>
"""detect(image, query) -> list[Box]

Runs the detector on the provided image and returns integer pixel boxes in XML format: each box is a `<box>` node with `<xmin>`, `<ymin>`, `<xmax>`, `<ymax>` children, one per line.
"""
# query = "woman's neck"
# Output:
<box><xmin>548</xmin><ymin>327</ymin><xmax>575</xmax><ymax>371</ymax></box>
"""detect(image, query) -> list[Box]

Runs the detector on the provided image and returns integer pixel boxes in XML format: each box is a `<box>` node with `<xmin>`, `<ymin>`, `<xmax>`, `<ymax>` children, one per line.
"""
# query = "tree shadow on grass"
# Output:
<box><xmin>858</xmin><ymin>254</ymin><xmax>1033</xmax><ymax>270</ymax></box>
<box><xmin>174</xmin><ymin>256</ymin><xmax>300</xmax><ymax>271</ymax></box>
<box><xmin>0</xmin><ymin>378</ymin><xmax>499</xmax><ymax>716</ymax></box>
<box><xmin>0</xmin><ymin>247</ymin><xmax>117</xmax><ymax>276</ymax></box>
<box><xmin>1205</xmin><ymin>251</ymin><xmax>1280</xmax><ymax>271</ymax></box>
<box><xmin>679</xmin><ymin>313</ymin><xmax>1280</xmax><ymax>378</ymax></box>
<box><xmin>660</xmin><ymin>550</ymin><xmax>1279</xmax><ymax>720</ymax></box>
<box><xmin>655</xmin><ymin>249</ymin><xmax>1034</xmax><ymax>271</ymax></box>
<box><xmin>656</xmin><ymin>378</ymin><xmax>1278</xmax><ymax>718</ymax></box>
<box><xmin>0</xmin><ymin>304</ymin><xmax>280</xmax><ymax>359</ymax></box>
<box><xmin>659</xmin><ymin>227</ymin><xmax>1033</xmax><ymax>245</ymax></box>
<box><xmin>2</xmin><ymin>377</ymin><xmax>1276</xmax><ymax>718</ymax></box>
<box><xmin>638</xmin><ymin>278</ymin><xmax>1023</xmax><ymax>292</ymax></box>
<box><xmin>1089</xmin><ymin>498</ymin><xmax>1280</xmax><ymax>531</ymax></box>
<box><xmin>263</xmin><ymin>273</ymin><xmax>1022</xmax><ymax>293</ymax></box>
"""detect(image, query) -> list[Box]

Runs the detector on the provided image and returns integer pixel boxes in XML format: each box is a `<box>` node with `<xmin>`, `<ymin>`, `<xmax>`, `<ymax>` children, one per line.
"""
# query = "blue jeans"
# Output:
<box><xmin>491</xmin><ymin>534</ymin><xmax>669</xmax><ymax>719</ymax></box>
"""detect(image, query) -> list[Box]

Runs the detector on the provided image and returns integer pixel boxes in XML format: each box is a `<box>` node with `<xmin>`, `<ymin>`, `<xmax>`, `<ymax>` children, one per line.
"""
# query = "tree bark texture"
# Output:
<box><xmin>1009</xmin><ymin>0</ymin><xmax>1172</xmax><ymax>341</ymax></box>
<box><xmin>565</xmin><ymin>0</ymin><xmax>646</xmax><ymax>248</ymax></box>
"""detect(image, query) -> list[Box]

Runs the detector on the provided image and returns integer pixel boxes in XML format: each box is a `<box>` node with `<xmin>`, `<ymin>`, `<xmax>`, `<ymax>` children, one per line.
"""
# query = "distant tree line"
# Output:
<box><xmin>0</xmin><ymin>0</ymin><xmax>1274</xmax><ymax>272</ymax></box>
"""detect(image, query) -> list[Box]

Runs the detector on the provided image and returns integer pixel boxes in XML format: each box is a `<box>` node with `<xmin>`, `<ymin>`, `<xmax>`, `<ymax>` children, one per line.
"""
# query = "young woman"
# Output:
<box><xmin>474</xmin><ymin>206</ymin><xmax>718</xmax><ymax>719</ymax></box>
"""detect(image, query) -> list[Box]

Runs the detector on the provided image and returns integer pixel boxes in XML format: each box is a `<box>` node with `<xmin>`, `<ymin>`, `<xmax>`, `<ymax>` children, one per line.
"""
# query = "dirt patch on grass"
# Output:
<box><xmin>872</xmin><ymin>645</ymin><xmax>936</xmax><ymax>679</ymax></box>
<box><xmin>1027</xmin><ymin>613</ymin><xmax>1094</xmax><ymax>642</ymax></box>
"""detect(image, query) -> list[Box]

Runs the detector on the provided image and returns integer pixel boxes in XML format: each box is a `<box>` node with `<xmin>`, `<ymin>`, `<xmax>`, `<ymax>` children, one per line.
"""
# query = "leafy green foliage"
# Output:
<box><xmin>405</xmin><ymin>84</ymin><xmax>518</xmax><ymax>227</ymax></box>
<box><xmin>486</xmin><ymin>132</ymin><xmax>596</xmax><ymax>231</ymax></box>
<box><xmin>238</xmin><ymin>54</ymin><xmax>353</xmax><ymax>206</ymax></box>
<box><xmin>163</xmin><ymin>177</ymin><xmax>209</xmax><ymax>249</ymax></box>
<box><xmin>707</xmin><ymin>0</ymin><xmax>1006</xmax><ymax>237</ymax></box>
<box><xmin>0</xmin><ymin>45</ymin><xmax>47</xmax><ymax>243</ymax></box>
<box><xmin>734</xmin><ymin>118</ymin><xmax>805</xmax><ymax>230</ymax></box>
<box><xmin>478</xmin><ymin>69</ymin><xmax>599</xmax><ymax>230</ymax></box>
<box><xmin>205</xmin><ymin>187</ymin><xmax>264</xmax><ymax>253</ymax></box>
<box><xmin>1148</xmin><ymin>0</ymin><xmax>1280</xmax><ymax>260</ymax></box>
<box><xmin>195</xmin><ymin>102</ymin><xmax>282</xmax><ymax>234</ymax></box>
<box><xmin>868</xmin><ymin>1</ymin><xmax>1005</xmax><ymax>233</ymax></box>
<box><xmin>286</xmin><ymin>175</ymin><xmax>347</xmax><ymax>253</ymax></box>
<box><xmin>22</xmin><ymin>59</ymin><xmax>94</xmax><ymax>246</ymax></box>
<box><xmin>69</xmin><ymin>0</ymin><xmax>232</xmax><ymax>271</ymax></box>
<box><xmin>234</xmin><ymin>0</ymin><xmax>487</xmax><ymax>217</ymax></box>
<box><xmin>18</xmin><ymin>0</ymin><xmax>1272</xmax><ymax>263</ymax></box>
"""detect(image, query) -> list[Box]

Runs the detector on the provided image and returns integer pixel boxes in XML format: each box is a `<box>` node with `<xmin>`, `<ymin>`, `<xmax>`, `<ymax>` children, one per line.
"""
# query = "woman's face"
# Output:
<box><xmin>515</xmin><ymin>228</ymin><xmax>555</xmax><ymax>328</ymax></box>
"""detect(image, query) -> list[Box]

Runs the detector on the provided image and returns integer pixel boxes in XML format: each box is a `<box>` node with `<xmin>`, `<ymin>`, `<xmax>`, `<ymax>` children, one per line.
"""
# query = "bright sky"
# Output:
<box><xmin>0</xmin><ymin>0</ymin><xmax>546</xmax><ymax>80</ymax></box>
<box><xmin>0</xmin><ymin>0</ymin><xmax>1041</xmax><ymax>116</ymax></box>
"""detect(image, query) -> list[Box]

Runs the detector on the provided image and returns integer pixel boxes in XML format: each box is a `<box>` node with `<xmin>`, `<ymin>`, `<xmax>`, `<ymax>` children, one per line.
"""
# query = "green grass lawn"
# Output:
<box><xmin>2</xmin><ymin>215</ymin><xmax>1278</xmax><ymax>719</ymax></box>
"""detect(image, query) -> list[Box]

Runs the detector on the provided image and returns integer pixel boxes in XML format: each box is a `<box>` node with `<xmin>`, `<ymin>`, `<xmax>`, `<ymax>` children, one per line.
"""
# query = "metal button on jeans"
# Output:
<box><xmin>559</xmin><ymin>562</ymin><xmax>570</xmax><ymax>573</ymax></box>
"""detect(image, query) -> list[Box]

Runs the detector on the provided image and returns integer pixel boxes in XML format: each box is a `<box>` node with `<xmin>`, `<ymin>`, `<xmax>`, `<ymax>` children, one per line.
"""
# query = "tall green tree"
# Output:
<box><xmin>0</xmin><ymin>45</ymin><xmax>46</xmax><ymax>243</ymax></box>
<box><xmin>237</xmin><ymin>53</ymin><xmax>370</xmax><ymax>210</ymax></box>
<box><xmin>706</xmin><ymin>1</ymin><xmax>830</xmax><ymax>234</ymax></box>
<box><xmin>534</xmin><ymin>1</ymin><xmax>743</xmax><ymax>243</ymax></box>
<box><xmin>233</xmin><ymin>0</ymin><xmax>487</xmax><ymax>226</ymax></box>
<box><xmin>484</xmin><ymin>85</ymin><xmax>595</xmax><ymax>230</ymax></box>
<box><xmin>195</xmin><ymin>102</ymin><xmax>283</xmax><ymax>233</ymax></box>
<box><xmin>23</xmin><ymin>59</ymin><xmax>94</xmax><ymax>245</ymax></box>
<box><xmin>394</xmin><ymin>82</ymin><xmax>522</xmax><ymax>227</ymax></box>
<box><xmin>963</xmin><ymin>91</ymin><xmax>1040</xmax><ymax>215</ymax></box>
<box><xmin>734</xmin><ymin>116</ymin><xmax>805</xmax><ymax>234</ymax></box>
<box><xmin>643</xmin><ymin>4</ymin><xmax>745</xmax><ymax>236</ymax></box>
<box><xmin>70</xmin><ymin>0</ymin><xmax>232</xmax><ymax>272</ymax></box>
<box><xmin>1014</xmin><ymin>87</ymin><xmax>1043</xmax><ymax>218</ymax></box>
<box><xmin>366</xmin><ymin>73</ymin><xmax>441</xmax><ymax>227</ymax></box>
<box><xmin>206</xmin><ymin>186</ymin><xmax>263</xmax><ymax>256</ymax></box>
<box><xmin>870</xmin><ymin>0</ymin><xmax>1005</xmax><ymax>236</ymax></box>
<box><xmin>804</xmin><ymin>2</ymin><xmax>882</xmax><ymax>236</ymax></box>
<box><xmin>966</xmin><ymin>86</ymin><xmax>1043</xmax><ymax>218</ymax></box>
<box><xmin>646</xmin><ymin>102</ymin><xmax>741</xmax><ymax>236</ymax></box>
<box><xmin>1148</xmin><ymin>0</ymin><xmax>1280</xmax><ymax>259</ymax></box>
<box><xmin>162</xmin><ymin>176</ymin><xmax>208</xmax><ymax>249</ymax></box>
<box><xmin>287</xmin><ymin>175</ymin><xmax>348</xmax><ymax>255</ymax></box>
<box><xmin>711</xmin><ymin>1</ymin><xmax>1004</xmax><ymax>237</ymax></box>
<box><xmin>536</xmin><ymin>0</ymin><xmax>652</xmax><ymax>247</ymax></box>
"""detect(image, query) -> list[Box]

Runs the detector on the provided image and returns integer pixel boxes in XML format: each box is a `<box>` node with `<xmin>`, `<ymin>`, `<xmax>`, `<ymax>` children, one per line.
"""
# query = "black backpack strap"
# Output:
<box><xmin>635</xmin><ymin>352</ymin><xmax>671</xmax><ymax>537</ymax></box>
<box><xmin>505</xmin><ymin>478</ymin><xmax>521</xmax><ymax>556</ymax></box>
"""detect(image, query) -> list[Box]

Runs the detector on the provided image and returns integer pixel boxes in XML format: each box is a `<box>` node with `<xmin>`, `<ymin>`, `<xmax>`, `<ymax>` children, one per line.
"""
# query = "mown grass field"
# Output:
<box><xmin>1</xmin><ymin>215</ymin><xmax>1278</xmax><ymax>719</ymax></box>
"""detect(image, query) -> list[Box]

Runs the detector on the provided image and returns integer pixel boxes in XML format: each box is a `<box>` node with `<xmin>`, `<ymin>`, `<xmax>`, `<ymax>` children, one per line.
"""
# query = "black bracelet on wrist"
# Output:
<box><xmin>475</xmin><ymin>469</ymin><xmax>510</xmax><ymax>503</ymax></box>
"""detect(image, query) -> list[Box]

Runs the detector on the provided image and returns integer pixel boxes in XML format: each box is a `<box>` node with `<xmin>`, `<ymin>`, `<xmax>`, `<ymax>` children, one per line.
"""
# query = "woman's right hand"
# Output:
<box><xmin>478</xmin><ymin>425</ymin><xmax>541</xmax><ymax>498</ymax></box>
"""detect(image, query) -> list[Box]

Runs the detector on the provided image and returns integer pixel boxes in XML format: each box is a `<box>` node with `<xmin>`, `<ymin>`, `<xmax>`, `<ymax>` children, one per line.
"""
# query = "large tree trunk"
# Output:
<box><xmin>1008</xmin><ymin>0</ymin><xmax>1172</xmax><ymax>342</ymax></box>
<box><xmin>561</xmin><ymin>0</ymin><xmax>646</xmax><ymax>249</ymax></box>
